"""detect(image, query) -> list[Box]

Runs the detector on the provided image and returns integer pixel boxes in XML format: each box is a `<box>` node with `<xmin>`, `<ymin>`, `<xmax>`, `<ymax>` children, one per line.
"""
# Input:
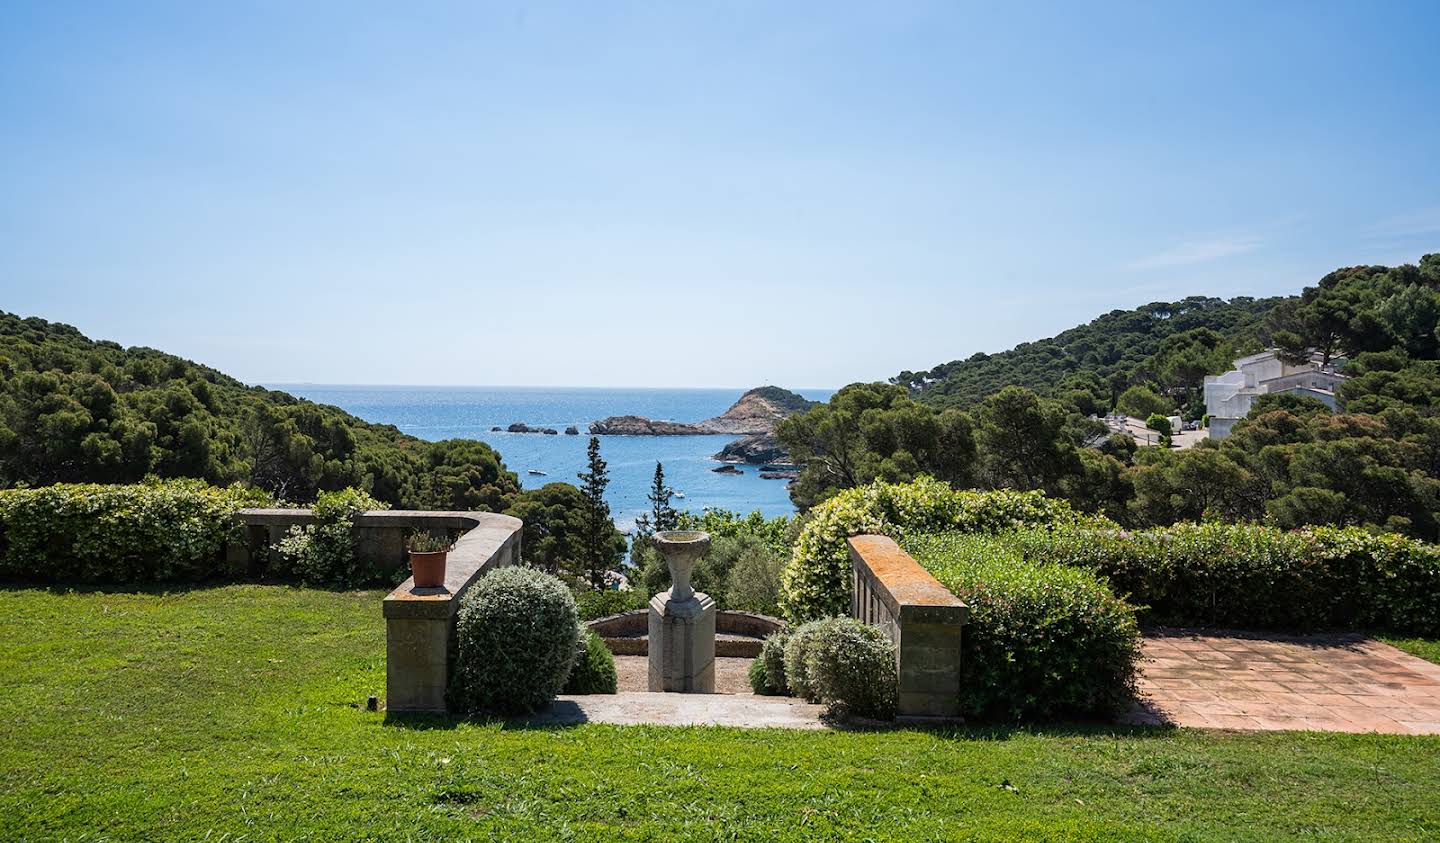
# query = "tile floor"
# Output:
<box><xmin>1123</xmin><ymin>629</ymin><xmax>1440</xmax><ymax>734</ymax></box>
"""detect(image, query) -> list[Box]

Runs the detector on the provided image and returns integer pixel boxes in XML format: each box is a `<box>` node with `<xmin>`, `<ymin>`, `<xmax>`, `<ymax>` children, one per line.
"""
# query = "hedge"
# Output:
<box><xmin>0</xmin><ymin>480</ymin><xmax>271</xmax><ymax>583</ymax></box>
<box><xmin>779</xmin><ymin>477</ymin><xmax>1099</xmax><ymax>621</ymax></box>
<box><xmin>905</xmin><ymin>532</ymin><xmax>1142</xmax><ymax>721</ymax></box>
<box><xmin>1005</xmin><ymin>523</ymin><xmax>1440</xmax><ymax>636</ymax></box>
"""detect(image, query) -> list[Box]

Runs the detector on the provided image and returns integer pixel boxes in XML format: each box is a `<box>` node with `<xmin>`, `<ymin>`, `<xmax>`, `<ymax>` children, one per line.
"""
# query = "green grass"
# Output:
<box><xmin>1383</xmin><ymin>636</ymin><xmax>1440</xmax><ymax>666</ymax></box>
<box><xmin>2</xmin><ymin>586</ymin><xmax>1438</xmax><ymax>841</ymax></box>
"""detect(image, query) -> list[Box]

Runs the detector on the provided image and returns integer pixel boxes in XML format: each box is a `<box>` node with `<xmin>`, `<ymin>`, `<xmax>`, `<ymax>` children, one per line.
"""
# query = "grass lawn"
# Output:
<box><xmin>1382</xmin><ymin>636</ymin><xmax>1440</xmax><ymax>666</ymax></box>
<box><xmin>2</xmin><ymin>587</ymin><xmax>1437</xmax><ymax>842</ymax></box>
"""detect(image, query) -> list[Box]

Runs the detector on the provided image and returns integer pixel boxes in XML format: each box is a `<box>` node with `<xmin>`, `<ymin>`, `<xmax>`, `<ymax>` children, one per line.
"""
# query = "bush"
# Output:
<box><xmin>575</xmin><ymin>587</ymin><xmax>648</xmax><ymax>621</ymax></box>
<box><xmin>0</xmin><ymin>479</ymin><xmax>271</xmax><ymax>583</ymax></box>
<box><xmin>802</xmin><ymin>618</ymin><xmax>898</xmax><ymax>720</ymax></box>
<box><xmin>563</xmin><ymin>628</ymin><xmax>617</xmax><ymax>695</ymax></box>
<box><xmin>758</xmin><ymin>629</ymin><xmax>791</xmax><ymax>695</ymax></box>
<box><xmin>450</xmin><ymin>566</ymin><xmax>580</xmax><ymax>715</ymax></box>
<box><xmin>905</xmin><ymin>532</ymin><xmax>1142</xmax><ymax>721</ymax></box>
<box><xmin>273</xmin><ymin>487</ymin><xmax>388</xmax><ymax>587</ymax></box>
<box><xmin>747</xmin><ymin>657</ymin><xmax>773</xmax><ymax>695</ymax></box>
<box><xmin>780</xmin><ymin>477</ymin><xmax>1098</xmax><ymax>621</ymax></box>
<box><xmin>1006</xmin><ymin>523</ymin><xmax>1440</xmax><ymax>635</ymax></box>
<box><xmin>1145</xmin><ymin>413</ymin><xmax>1172</xmax><ymax>437</ymax></box>
<box><xmin>782</xmin><ymin>620</ymin><xmax>830</xmax><ymax>701</ymax></box>
<box><xmin>721</xmin><ymin>538</ymin><xmax>786</xmax><ymax>616</ymax></box>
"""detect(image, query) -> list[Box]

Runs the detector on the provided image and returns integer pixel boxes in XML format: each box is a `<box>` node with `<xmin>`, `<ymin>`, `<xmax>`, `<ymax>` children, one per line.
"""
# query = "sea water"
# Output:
<box><xmin>271</xmin><ymin>385</ymin><xmax>833</xmax><ymax>530</ymax></box>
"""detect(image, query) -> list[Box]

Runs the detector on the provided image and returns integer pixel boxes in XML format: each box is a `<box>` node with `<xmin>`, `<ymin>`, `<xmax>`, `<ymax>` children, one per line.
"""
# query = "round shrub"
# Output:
<box><xmin>563</xmin><ymin>627</ymin><xmax>617</xmax><ymax>695</ymax></box>
<box><xmin>759</xmin><ymin>629</ymin><xmax>791</xmax><ymax>695</ymax></box>
<box><xmin>450</xmin><ymin>566</ymin><xmax>580</xmax><ymax>715</ymax></box>
<box><xmin>782</xmin><ymin>620</ymin><xmax>831</xmax><ymax>701</ymax></box>
<box><xmin>904</xmin><ymin>531</ymin><xmax>1141</xmax><ymax>721</ymax></box>
<box><xmin>779</xmin><ymin>477</ymin><xmax>1096</xmax><ymax>621</ymax></box>
<box><xmin>802</xmin><ymin>617</ymin><xmax>898</xmax><ymax>720</ymax></box>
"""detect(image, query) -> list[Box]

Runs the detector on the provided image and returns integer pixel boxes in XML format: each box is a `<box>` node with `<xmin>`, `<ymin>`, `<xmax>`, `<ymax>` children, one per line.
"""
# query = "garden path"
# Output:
<box><xmin>1123</xmin><ymin>630</ymin><xmax>1440</xmax><ymax>735</ymax></box>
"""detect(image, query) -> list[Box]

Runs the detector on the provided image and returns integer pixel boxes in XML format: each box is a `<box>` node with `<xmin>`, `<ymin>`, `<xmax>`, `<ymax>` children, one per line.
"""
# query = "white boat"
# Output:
<box><xmin>527</xmin><ymin>469</ymin><xmax>547</xmax><ymax>476</ymax></box>
<box><xmin>674</xmin><ymin>490</ymin><xmax>685</xmax><ymax>499</ymax></box>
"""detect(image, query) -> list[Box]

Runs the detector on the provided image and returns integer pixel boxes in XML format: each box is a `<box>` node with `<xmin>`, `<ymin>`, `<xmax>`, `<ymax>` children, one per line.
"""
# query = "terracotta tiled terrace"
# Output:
<box><xmin>1124</xmin><ymin>629</ymin><xmax>1440</xmax><ymax>735</ymax></box>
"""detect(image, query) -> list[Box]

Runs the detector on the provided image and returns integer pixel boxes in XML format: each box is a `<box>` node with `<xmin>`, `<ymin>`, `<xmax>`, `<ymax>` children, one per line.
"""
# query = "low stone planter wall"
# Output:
<box><xmin>231</xmin><ymin>509</ymin><xmax>484</xmax><ymax>578</ymax></box>
<box><xmin>587</xmin><ymin>608</ymin><xmax>784</xmax><ymax>658</ymax></box>
<box><xmin>848</xmin><ymin>535</ymin><xmax>969</xmax><ymax>719</ymax></box>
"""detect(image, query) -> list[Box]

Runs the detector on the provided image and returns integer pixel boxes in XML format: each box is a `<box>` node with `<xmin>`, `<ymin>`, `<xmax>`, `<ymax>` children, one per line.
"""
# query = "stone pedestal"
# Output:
<box><xmin>648</xmin><ymin>590</ymin><xmax>717</xmax><ymax>693</ymax></box>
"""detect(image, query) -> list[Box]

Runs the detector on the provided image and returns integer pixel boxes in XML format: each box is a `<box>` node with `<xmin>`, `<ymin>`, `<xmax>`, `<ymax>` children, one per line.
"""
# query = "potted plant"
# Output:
<box><xmin>407</xmin><ymin>531</ymin><xmax>453</xmax><ymax>589</ymax></box>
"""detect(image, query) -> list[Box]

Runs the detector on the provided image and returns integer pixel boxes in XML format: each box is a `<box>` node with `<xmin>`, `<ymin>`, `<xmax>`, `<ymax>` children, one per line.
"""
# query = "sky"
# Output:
<box><xmin>3</xmin><ymin>1</ymin><xmax>1439</xmax><ymax>389</ymax></box>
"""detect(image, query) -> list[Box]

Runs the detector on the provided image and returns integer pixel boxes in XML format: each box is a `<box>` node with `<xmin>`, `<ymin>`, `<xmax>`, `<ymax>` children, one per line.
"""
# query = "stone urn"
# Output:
<box><xmin>648</xmin><ymin>530</ymin><xmax>716</xmax><ymax>693</ymax></box>
<box><xmin>653</xmin><ymin>530</ymin><xmax>710</xmax><ymax>602</ymax></box>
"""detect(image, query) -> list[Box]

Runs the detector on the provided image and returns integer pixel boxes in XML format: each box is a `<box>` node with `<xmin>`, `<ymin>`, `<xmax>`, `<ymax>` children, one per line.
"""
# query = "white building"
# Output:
<box><xmin>1203</xmin><ymin>350</ymin><xmax>1346</xmax><ymax>439</ymax></box>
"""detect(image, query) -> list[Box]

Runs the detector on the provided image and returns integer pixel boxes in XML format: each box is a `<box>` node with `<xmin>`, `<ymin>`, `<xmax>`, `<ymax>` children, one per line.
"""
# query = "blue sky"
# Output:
<box><xmin>3</xmin><ymin>1</ymin><xmax>1438</xmax><ymax>389</ymax></box>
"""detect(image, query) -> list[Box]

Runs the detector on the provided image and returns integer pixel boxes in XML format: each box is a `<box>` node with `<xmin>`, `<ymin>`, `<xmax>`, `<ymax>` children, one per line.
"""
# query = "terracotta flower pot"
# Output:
<box><xmin>409</xmin><ymin>550</ymin><xmax>448</xmax><ymax>589</ymax></box>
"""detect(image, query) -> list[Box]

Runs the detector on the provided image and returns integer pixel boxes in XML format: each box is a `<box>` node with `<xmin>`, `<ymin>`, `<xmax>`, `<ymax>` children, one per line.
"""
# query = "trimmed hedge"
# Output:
<box><xmin>450</xmin><ymin>566</ymin><xmax>579</xmax><ymax>715</ymax></box>
<box><xmin>0</xmin><ymin>479</ymin><xmax>271</xmax><ymax>583</ymax></box>
<box><xmin>780</xmin><ymin>477</ymin><xmax>1098</xmax><ymax>621</ymax></box>
<box><xmin>1005</xmin><ymin>523</ymin><xmax>1440</xmax><ymax>635</ymax></box>
<box><xmin>563</xmin><ymin>628</ymin><xmax>617</xmax><ymax>695</ymax></box>
<box><xmin>905</xmin><ymin>532</ymin><xmax>1142</xmax><ymax>721</ymax></box>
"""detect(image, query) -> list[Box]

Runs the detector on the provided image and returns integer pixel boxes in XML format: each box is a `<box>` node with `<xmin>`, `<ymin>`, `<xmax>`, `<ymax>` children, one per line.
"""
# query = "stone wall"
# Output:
<box><xmin>587</xmin><ymin>608</ymin><xmax>784</xmax><ymax>658</ymax></box>
<box><xmin>231</xmin><ymin>509</ymin><xmax>484</xmax><ymax>578</ymax></box>
<box><xmin>848</xmin><ymin>535</ymin><xmax>969</xmax><ymax>719</ymax></box>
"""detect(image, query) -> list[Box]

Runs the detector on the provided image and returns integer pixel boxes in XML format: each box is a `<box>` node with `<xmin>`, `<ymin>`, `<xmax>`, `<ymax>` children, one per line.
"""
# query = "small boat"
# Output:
<box><xmin>674</xmin><ymin>490</ymin><xmax>685</xmax><ymax>499</ymax></box>
<box><xmin>527</xmin><ymin>469</ymin><xmax>547</xmax><ymax>476</ymax></box>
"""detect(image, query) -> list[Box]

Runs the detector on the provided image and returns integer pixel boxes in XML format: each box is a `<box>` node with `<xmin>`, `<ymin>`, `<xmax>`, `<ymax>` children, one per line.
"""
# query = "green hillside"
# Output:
<box><xmin>895</xmin><ymin>295</ymin><xmax>1289</xmax><ymax>412</ymax></box>
<box><xmin>0</xmin><ymin>311</ymin><xmax>517</xmax><ymax>511</ymax></box>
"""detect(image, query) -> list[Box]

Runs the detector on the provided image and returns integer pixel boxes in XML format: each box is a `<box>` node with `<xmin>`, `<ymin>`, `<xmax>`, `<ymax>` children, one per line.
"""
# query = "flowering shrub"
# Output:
<box><xmin>1007</xmin><ymin>523</ymin><xmax>1440</xmax><ymax>635</ymax></box>
<box><xmin>0</xmin><ymin>479</ymin><xmax>271</xmax><ymax>583</ymax></box>
<box><xmin>779</xmin><ymin>477</ymin><xmax>1098</xmax><ymax>621</ymax></box>
<box><xmin>273</xmin><ymin>487</ymin><xmax>388</xmax><ymax>587</ymax></box>
<box><xmin>905</xmin><ymin>532</ymin><xmax>1142</xmax><ymax>721</ymax></box>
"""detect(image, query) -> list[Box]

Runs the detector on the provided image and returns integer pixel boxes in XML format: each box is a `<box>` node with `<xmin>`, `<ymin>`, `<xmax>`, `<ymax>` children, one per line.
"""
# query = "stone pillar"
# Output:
<box><xmin>647</xmin><ymin>530</ymin><xmax>716</xmax><ymax>693</ymax></box>
<box><xmin>647</xmin><ymin>591</ymin><xmax>717</xmax><ymax>693</ymax></box>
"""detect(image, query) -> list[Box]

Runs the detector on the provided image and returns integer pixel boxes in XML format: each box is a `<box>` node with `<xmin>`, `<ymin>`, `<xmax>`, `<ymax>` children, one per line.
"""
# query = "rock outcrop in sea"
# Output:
<box><xmin>589</xmin><ymin>386</ymin><xmax>815</xmax><ymax>437</ymax></box>
<box><xmin>711</xmin><ymin>432</ymin><xmax>790</xmax><ymax>465</ymax></box>
<box><xmin>588</xmin><ymin>386</ymin><xmax>818</xmax><ymax>465</ymax></box>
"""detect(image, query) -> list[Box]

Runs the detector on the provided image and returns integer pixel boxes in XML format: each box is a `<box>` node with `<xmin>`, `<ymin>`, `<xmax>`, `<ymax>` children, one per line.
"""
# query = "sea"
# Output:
<box><xmin>272</xmin><ymin>385</ymin><xmax>834</xmax><ymax>530</ymax></box>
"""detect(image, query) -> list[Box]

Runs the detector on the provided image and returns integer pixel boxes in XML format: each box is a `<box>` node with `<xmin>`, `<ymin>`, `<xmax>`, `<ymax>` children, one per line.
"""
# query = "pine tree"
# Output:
<box><xmin>577</xmin><ymin>436</ymin><xmax>616</xmax><ymax>590</ymax></box>
<box><xmin>647</xmin><ymin>461</ymin><xmax>678</xmax><ymax>532</ymax></box>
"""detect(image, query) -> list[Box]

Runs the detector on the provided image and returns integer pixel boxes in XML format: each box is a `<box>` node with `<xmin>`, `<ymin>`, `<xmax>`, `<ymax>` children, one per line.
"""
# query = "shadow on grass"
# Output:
<box><xmin>381</xmin><ymin>696</ymin><xmax>1180</xmax><ymax>739</ymax></box>
<box><xmin>382</xmin><ymin>700</ymin><xmax>596</xmax><ymax>732</ymax></box>
<box><xmin>0</xmin><ymin>578</ymin><xmax>397</xmax><ymax>597</ymax></box>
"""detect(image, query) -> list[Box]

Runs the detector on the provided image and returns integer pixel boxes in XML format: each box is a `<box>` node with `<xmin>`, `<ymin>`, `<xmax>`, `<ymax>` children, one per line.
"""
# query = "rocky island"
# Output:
<box><xmin>588</xmin><ymin>386</ymin><xmax>817</xmax><ymax>464</ymax></box>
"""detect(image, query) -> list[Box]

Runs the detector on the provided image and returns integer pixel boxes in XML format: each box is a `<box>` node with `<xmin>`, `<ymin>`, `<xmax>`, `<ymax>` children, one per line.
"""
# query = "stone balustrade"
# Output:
<box><xmin>233</xmin><ymin>508</ymin><xmax>523</xmax><ymax>713</ymax></box>
<box><xmin>848</xmin><ymin>535</ymin><xmax>969</xmax><ymax>719</ymax></box>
